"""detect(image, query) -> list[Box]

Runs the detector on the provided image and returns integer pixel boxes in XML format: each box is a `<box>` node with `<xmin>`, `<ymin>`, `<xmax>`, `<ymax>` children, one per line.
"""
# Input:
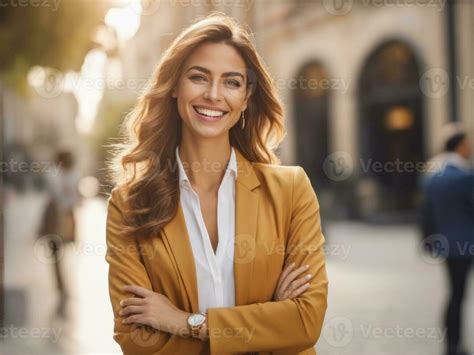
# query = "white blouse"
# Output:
<box><xmin>175</xmin><ymin>145</ymin><xmax>237</xmax><ymax>314</ymax></box>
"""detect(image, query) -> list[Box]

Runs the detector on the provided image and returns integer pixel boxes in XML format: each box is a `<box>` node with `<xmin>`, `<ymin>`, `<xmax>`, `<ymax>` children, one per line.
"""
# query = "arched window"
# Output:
<box><xmin>293</xmin><ymin>61</ymin><xmax>330</xmax><ymax>189</ymax></box>
<box><xmin>358</xmin><ymin>40</ymin><xmax>424</xmax><ymax>212</ymax></box>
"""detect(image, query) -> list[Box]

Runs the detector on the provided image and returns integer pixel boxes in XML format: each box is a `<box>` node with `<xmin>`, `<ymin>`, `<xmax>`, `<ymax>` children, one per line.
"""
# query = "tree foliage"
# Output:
<box><xmin>0</xmin><ymin>0</ymin><xmax>115</xmax><ymax>93</ymax></box>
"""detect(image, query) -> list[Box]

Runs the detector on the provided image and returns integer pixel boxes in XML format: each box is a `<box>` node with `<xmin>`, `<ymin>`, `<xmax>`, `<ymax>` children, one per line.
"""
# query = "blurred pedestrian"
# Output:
<box><xmin>420</xmin><ymin>132</ymin><xmax>473</xmax><ymax>355</ymax></box>
<box><xmin>38</xmin><ymin>150</ymin><xmax>81</xmax><ymax>318</ymax></box>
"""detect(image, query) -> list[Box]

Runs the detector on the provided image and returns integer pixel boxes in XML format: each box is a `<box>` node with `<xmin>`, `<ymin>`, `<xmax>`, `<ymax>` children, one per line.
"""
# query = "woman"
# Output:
<box><xmin>105</xmin><ymin>13</ymin><xmax>328</xmax><ymax>355</ymax></box>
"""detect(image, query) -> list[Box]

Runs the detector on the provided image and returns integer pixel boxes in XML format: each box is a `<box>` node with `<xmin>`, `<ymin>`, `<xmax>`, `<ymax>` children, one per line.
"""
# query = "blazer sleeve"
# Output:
<box><xmin>207</xmin><ymin>166</ymin><xmax>329</xmax><ymax>353</ymax></box>
<box><xmin>105</xmin><ymin>187</ymin><xmax>169</xmax><ymax>354</ymax></box>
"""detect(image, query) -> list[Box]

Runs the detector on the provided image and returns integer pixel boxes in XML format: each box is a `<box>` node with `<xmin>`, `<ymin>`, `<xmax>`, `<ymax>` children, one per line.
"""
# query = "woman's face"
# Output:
<box><xmin>172</xmin><ymin>41</ymin><xmax>250</xmax><ymax>140</ymax></box>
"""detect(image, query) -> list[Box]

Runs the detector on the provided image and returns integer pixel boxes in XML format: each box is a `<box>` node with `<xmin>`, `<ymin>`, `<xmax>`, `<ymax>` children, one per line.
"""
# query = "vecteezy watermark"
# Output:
<box><xmin>148</xmin><ymin>153</ymin><xmax>252</xmax><ymax>178</ymax></box>
<box><xmin>124</xmin><ymin>0</ymin><xmax>161</xmax><ymax>16</ymax></box>
<box><xmin>323</xmin><ymin>316</ymin><xmax>447</xmax><ymax>348</ymax></box>
<box><xmin>322</xmin><ymin>153</ymin><xmax>450</xmax><ymax>182</ymax></box>
<box><xmin>358</xmin><ymin>158</ymin><xmax>444</xmax><ymax>174</ymax></box>
<box><xmin>418</xmin><ymin>233</ymin><xmax>449</xmax><ymax>265</ymax></box>
<box><xmin>30</xmin><ymin>67</ymin><xmax>151</xmax><ymax>99</ymax></box>
<box><xmin>31</xmin><ymin>64</ymin><xmax>254</xmax><ymax>100</ymax></box>
<box><xmin>208</xmin><ymin>326</ymin><xmax>255</xmax><ymax>343</ymax></box>
<box><xmin>359</xmin><ymin>323</ymin><xmax>447</xmax><ymax>342</ymax></box>
<box><xmin>226</xmin><ymin>234</ymin><xmax>257</xmax><ymax>265</ymax></box>
<box><xmin>170</xmin><ymin>0</ymin><xmax>252</xmax><ymax>11</ymax></box>
<box><xmin>362</xmin><ymin>0</ymin><xmax>446</xmax><ymax>11</ymax></box>
<box><xmin>127</xmin><ymin>323</ymin><xmax>255</xmax><ymax>348</ymax></box>
<box><xmin>273</xmin><ymin>76</ymin><xmax>352</xmax><ymax>94</ymax></box>
<box><xmin>322</xmin><ymin>0</ymin><xmax>354</xmax><ymax>15</ymax></box>
<box><xmin>419</xmin><ymin>234</ymin><xmax>474</xmax><ymax>264</ymax></box>
<box><xmin>419</xmin><ymin>68</ymin><xmax>450</xmax><ymax>99</ymax></box>
<box><xmin>323</xmin><ymin>151</ymin><xmax>354</xmax><ymax>182</ymax></box>
<box><xmin>262</xmin><ymin>240</ymin><xmax>352</xmax><ymax>261</ymax></box>
<box><xmin>33</xmin><ymin>237</ymin><xmax>162</xmax><ymax>264</ymax></box>
<box><xmin>0</xmin><ymin>159</ymin><xmax>62</xmax><ymax>175</ymax></box>
<box><xmin>323</xmin><ymin>316</ymin><xmax>354</xmax><ymax>347</ymax></box>
<box><xmin>420</xmin><ymin>68</ymin><xmax>474</xmax><ymax>99</ymax></box>
<box><xmin>129</xmin><ymin>323</ymin><xmax>163</xmax><ymax>348</ymax></box>
<box><xmin>122</xmin><ymin>0</ymin><xmax>252</xmax><ymax>16</ymax></box>
<box><xmin>34</xmin><ymin>234</ymin><xmax>67</xmax><ymax>265</ymax></box>
<box><xmin>322</xmin><ymin>0</ymin><xmax>446</xmax><ymax>16</ymax></box>
<box><xmin>0</xmin><ymin>325</ymin><xmax>63</xmax><ymax>343</ymax></box>
<box><xmin>0</xmin><ymin>0</ymin><xmax>61</xmax><ymax>11</ymax></box>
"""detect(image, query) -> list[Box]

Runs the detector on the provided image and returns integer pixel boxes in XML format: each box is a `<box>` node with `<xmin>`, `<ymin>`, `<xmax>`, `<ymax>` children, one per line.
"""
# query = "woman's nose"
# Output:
<box><xmin>205</xmin><ymin>81</ymin><xmax>223</xmax><ymax>101</ymax></box>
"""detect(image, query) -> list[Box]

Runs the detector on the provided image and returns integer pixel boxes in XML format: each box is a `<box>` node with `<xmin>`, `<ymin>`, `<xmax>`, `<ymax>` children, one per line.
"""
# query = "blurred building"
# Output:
<box><xmin>254</xmin><ymin>1</ymin><xmax>472</xmax><ymax>222</ymax></box>
<box><xmin>100</xmin><ymin>0</ymin><xmax>472</xmax><ymax>222</ymax></box>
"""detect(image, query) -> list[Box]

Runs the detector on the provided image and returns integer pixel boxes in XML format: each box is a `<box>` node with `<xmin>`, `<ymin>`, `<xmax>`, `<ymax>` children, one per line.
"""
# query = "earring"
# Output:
<box><xmin>241</xmin><ymin>110</ymin><xmax>246</xmax><ymax>129</ymax></box>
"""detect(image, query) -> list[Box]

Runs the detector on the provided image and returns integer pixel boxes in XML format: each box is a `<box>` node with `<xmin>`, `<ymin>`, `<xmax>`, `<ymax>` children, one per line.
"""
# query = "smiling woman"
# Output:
<box><xmin>172</xmin><ymin>42</ymin><xmax>251</xmax><ymax>138</ymax></box>
<box><xmin>105</xmin><ymin>12</ymin><xmax>328</xmax><ymax>355</ymax></box>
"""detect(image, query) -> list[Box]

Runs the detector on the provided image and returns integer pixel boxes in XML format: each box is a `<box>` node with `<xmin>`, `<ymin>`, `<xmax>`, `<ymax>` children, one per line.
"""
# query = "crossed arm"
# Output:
<box><xmin>105</xmin><ymin>166</ymin><xmax>328</xmax><ymax>354</ymax></box>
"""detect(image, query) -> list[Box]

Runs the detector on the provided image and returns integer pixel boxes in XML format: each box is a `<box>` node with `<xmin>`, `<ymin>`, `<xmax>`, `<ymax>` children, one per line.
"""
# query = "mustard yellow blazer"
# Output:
<box><xmin>106</xmin><ymin>148</ymin><xmax>328</xmax><ymax>355</ymax></box>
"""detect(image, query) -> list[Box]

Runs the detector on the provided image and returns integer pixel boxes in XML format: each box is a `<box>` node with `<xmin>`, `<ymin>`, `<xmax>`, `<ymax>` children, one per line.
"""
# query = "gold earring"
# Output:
<box><xmin>241</xmin><ymin>111</ymin><xmax>245</xmax><ymax>129</ymax></box>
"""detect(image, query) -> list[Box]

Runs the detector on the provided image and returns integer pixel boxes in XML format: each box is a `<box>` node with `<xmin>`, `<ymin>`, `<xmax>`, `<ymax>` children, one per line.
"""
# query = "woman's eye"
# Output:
<box><xmin>190</xmin><ymin>75</ymin><xmax>206</xmax><ymax>81</ymax></box>
<box><xmin>226</xmin><ymin>80</ymin><xmax>241</xmax><ymax>88</ymax></box>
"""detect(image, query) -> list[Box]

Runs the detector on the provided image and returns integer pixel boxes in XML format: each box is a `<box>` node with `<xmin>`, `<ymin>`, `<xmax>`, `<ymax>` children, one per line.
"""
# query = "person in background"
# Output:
<box><xmin>421</xmin><ymin>125</ymin><xmax>471</xmax><ymax>184</ymax></box>
<box><xmin>421</xmin><ymin>132</ymin><xmax>473</xmax><ymax>355</ymax></box>
<box><xmin>39</xmin><ymin>150</ymin><xmax>81</xmax><ymax>318</ymax></box>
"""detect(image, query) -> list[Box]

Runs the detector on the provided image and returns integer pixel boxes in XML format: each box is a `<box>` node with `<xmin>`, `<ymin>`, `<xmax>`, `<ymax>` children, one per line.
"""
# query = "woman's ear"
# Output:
<box><xmin>244</xmin><ymin>83</ymin><xmax>253</xmax><ymax>105</ymax></box>
<box><xmin>242</xmin><ymin>92</ymin><xmax>251</xmax><ymax>112</ymax></box>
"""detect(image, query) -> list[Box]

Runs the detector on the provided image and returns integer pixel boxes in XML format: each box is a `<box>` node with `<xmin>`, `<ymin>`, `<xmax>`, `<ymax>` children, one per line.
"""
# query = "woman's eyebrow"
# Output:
<box><xmin>186</xmin><ymin>65</ymin><xmax>245</xmax><ymax>81</ymax></box>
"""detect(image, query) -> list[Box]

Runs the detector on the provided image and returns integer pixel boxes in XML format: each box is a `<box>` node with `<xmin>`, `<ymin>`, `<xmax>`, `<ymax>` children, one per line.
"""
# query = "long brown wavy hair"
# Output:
<box><xmin>106</xmin><ymin>12</ymin><xmax>286</xmax><ymax>239</ymax></box>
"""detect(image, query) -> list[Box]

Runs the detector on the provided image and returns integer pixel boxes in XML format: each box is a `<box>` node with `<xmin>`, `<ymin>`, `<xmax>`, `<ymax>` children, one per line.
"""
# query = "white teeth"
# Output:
<box><xmin>195</xmin><ymin>106</ymin><xmax>226</xmax><ymax>117</ymax></box>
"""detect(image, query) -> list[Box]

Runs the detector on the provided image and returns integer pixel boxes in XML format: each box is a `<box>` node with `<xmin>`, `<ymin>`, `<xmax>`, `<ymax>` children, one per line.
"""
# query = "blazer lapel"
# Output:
<box><xmin>162</xmin><ymin>202</ymin><xmax>200</xmax><ymax>313</ymax></box>
<box><xmin>233</xmin><ymin>148</ymin><xmax>260</xmax><ymax>306</ymax></box>
<box><xmin>161</xmin><ymin>147</ymin><xmax>261</xmax><ymax>312</ymax></box>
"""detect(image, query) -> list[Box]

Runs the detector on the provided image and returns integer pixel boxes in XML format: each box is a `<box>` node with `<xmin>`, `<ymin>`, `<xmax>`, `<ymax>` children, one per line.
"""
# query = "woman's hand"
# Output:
<box><xmin>119</xmin><ymin>285</ymin><xmax>189</xmax><ymax>336</ymax></box>
<box><xmin>272</xmin><ymin>262</ymin><xmax>314</xmax><ymax>301</ymax></box>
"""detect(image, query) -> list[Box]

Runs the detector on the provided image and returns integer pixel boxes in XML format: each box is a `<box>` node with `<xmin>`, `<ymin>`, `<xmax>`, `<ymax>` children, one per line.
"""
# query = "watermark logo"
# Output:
<box><xmin>419</xmin><ymin>234</ymin><xmax>449</xmax><ymax>264</ymax></box>
<box><xmin>33</xmin><ymin>234</ymin><xmax>65</xmax><ymax>264</ymax></box>
<box><xmin>0</xmin><ymin>325</ymin><xmax>63</xmax><ymax>343</ymax></box>
<box><xmin>30</xmin><ymin>68</ymin><xmax>64</xmax><ymax>99</ymax></box>
<box><xmin>323</xmin><ymin>0</ymin><xmax>354</xmax><ymax>15</ymax></box>
<box><xmin>129</xmin><ymin>323</ymin><xmax>163</xmax><ymax>348</ymax></box>
<box><xmin>419</xmin><ymin>68</ymin><xmax>449</xmax><ymax>99</ymax></box>
<box><xmin>0</xmin><ymin>0</ymin><xmax>61</xmax><ymax>11</ymax></box>
<box><xmin>323</xmin><ymin>151</ymin><xmax>354</xmax><ymax>182</ymax></box>
<box><xmin>230</xmin><ymin>233</ymin><xmax>256</xmax><ymax>265</ymax></box>
<box><xmin>323</xmin><ymin>316</ymin><xmax>354</xmax><ymax>347</ymax></box>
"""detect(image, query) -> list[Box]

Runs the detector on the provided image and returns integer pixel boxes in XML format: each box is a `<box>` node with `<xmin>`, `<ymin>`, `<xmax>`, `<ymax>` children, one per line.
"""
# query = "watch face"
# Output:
<box><xmin>189</xmin><ymin>314</ymin><xmax>205</xmax><ymax>326</ymax></box>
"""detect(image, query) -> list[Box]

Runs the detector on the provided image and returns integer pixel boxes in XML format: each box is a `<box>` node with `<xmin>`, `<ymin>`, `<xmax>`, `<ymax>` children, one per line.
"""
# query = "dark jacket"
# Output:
<box><xmin>421</xmin><ymin>163</ymin><xmax>474</xmax><ymax>258</ymax></box>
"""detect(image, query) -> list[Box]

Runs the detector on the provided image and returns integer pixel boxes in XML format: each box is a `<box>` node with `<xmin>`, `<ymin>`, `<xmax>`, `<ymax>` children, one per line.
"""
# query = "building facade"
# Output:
<box><xmin>112</xmin><ymin>0</ymin><xmax>472</xmax><ymax>220</ymax></box>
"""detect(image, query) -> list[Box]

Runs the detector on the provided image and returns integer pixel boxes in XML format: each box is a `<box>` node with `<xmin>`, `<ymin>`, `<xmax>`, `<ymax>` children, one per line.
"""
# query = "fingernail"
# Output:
<box><xmin>304</xmin><ymin>264</ymin><xmax>309</xmax><ymax>269</ymax></box>
<box><xmin>291</xmin><ymin>262</ymin><xmax>295</xmax><ymax>267</ymax></box>
<box><xmin>306</xmin><ymin>274</ymin><xmax>312</xmax><ymax>279</ymax></box>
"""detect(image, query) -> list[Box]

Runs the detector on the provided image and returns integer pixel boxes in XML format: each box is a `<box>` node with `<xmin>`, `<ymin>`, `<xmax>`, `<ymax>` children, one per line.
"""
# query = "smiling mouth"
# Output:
<box><xmin>193</xmin><ymin>106</ymin><xmax>229</xmax><ymax>118</ymax></box>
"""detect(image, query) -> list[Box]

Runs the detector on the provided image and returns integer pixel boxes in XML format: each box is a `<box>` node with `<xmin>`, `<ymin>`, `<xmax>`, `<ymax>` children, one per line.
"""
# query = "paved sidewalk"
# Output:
<box><xmin>3</xmin><ymin>188</ymin><xmax>120</xmax><ymax>354</ymax></box>
<box><xmin>317</xmin><ymin>222</ymin><xmax>474</xmax><ymax>355</ymax></box>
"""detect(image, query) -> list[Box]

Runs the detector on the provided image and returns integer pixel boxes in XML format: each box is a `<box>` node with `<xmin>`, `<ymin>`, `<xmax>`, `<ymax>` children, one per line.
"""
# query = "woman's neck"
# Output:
<box><xmin>178</xmin><ymin>138</ymin><xmax>232</xmax><ymax>193</ymax></box>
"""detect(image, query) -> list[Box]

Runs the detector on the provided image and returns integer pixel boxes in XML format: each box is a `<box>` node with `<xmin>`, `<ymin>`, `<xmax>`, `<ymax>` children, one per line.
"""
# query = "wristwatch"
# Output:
<box><xmin>187</xmin><ymin>311</ymin><xmax>207</xmax><ymax>339</ymax></box>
